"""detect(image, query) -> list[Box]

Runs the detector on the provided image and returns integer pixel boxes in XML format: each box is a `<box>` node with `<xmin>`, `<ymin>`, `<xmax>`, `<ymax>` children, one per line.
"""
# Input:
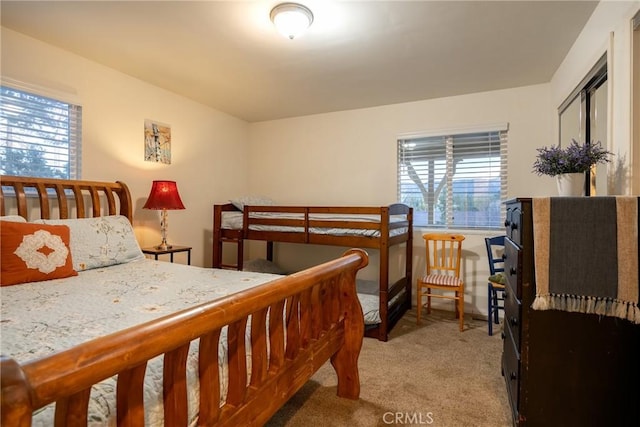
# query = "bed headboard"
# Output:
<box><xmin>0</xmin><ymin>175</ymin><xmax>133</xmax><ymax>222</ymax></box>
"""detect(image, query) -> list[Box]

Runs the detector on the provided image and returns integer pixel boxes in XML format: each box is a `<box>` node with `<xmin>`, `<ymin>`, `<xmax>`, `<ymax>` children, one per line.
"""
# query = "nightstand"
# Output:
<box><xmin>142</xmin><ymin>245</ymin><xmax>192</xmax><ymax>265</ymax></box>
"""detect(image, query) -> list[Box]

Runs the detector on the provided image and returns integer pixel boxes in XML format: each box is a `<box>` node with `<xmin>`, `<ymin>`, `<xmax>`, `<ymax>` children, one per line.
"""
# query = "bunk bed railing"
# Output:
<box><xmin>211</xmin><ymin>202</ymin><xmax>413</xmax><ymax>341</ymax></box>
<box><xmin>244</xmin><ymin>206</ymin><xmax>411</xmax><ymax>232</ymax></box>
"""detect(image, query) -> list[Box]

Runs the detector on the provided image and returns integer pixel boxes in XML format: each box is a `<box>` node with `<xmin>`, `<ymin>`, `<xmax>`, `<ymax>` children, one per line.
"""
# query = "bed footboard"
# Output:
<box><xmin>0</xmin><ymin>250</ymin><xmax>368</xmax><ymax>427</ymax></box>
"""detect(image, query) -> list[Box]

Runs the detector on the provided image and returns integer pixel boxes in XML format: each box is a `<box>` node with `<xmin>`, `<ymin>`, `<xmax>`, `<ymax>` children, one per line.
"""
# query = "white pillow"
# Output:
<box><xmin>34</xmin><ymin>215</ymin><xmax>144</xmax><ymax>271</ymax></box>
<box><xmin>229</xmin><ymin>196</ymin><xmax>275</xmax><ymax>212</ymax></box>
<box><xmin>0</xmin><ymin>215</ymin><xmax>27</xmax><ymax>223</ymax></box>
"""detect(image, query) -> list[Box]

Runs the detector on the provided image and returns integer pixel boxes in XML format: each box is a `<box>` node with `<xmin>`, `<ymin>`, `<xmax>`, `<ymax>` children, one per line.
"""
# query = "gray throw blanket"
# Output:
<box><xmin>532</xmin><ymin>196</ymin><xmax>639</xmax><ymax>324</ymax></box>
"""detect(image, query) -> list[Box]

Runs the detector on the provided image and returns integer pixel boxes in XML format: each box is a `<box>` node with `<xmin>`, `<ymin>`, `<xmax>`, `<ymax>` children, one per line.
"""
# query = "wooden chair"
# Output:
<box><xmin>485</xmin><ymin>235</ymin><xmax>506</xmax><ymax>336</ymax></box>
<box><xmin>417</xmin><ymin>233</ymin><xmax>466</xmax><ymax>331</ymax></box>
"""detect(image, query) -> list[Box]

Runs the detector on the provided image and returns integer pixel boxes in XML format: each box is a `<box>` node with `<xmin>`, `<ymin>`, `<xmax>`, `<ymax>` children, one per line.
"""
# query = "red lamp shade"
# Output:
<box><xmin>143</xmin><ymin>181</ymin><xmax>185</xmax><ymax>210</ymax></box>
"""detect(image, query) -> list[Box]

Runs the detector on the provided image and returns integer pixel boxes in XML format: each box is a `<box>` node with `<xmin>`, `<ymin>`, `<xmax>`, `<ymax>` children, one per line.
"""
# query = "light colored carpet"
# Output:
<box><xmin>266</xmin><ymin>309</ymin><xmax>512</xmax><ymax>427</ymax></box>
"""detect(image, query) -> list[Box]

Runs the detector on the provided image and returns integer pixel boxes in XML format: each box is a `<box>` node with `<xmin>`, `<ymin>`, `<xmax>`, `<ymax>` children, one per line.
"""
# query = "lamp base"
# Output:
<box><xmin>156</xmin><ymin>210</ymin><xmax>172</xmax><ymax>250</ymax></box>
<box><xmin>155</xmin><ymin>236</ymin><xmax>172</xmax><ymax>251</ymax></box>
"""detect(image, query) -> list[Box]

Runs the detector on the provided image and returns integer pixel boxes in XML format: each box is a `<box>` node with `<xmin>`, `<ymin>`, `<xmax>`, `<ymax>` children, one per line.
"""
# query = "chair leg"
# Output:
<box><xmin>426</xmin><ymin>290</ymin><xmax>431</xmax><ymax>314</ymax></box>
<box><xmin>454</xmin><ymin>291</ymin><xmax>459</xmax><ymax>318</ymax></box>
<box><xmin>488</xmin><ymin>284</ymin><xmax>493</xmax><ymax>336</ymax></box>
<box><xmin>416</xmin><ymin>285</ymin><xmax>422</xmax><ymax>324</ymax></box>
<box><xmin>493</xmin><ymin>287</ymin><xmax>500</xmax><ymax>324</ymax></box>
<box><xmin>458</xmin><ymin>294</ymin><xmax>464</xmax><ymax>332</ymax></box>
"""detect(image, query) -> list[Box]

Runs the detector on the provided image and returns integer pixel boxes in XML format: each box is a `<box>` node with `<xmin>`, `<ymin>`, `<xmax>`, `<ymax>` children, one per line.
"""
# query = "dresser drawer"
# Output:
<box><xmin>504</xmin><ymin>238</ymin><xmax>523</xmax><ymax>300</ymax></box>
<box><xmin>504</xmin><ymin>282</ymin><xmax>522</xmax><ymax>351</ymax></box>
<box><xmin>505</xmin><ymin>203</ymin><xmax>523</xmax><ymax>245</ymax></box>
<box><xmin>502</xmin><ymin>326</ymin><xmax>520</xmax><ymax>423</ymax></box>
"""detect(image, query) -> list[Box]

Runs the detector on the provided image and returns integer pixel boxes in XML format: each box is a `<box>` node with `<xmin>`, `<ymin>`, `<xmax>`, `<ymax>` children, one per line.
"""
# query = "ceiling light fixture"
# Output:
<box><xmin>270</xmin><ymin>2</ymin><xmax>314</xmax><ymax>40</ymax></box>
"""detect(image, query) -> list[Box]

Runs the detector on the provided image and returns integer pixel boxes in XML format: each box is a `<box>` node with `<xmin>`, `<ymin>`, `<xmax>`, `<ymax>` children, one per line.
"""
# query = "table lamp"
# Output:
<box><xmin>143</xmin><ymin>180</ymin><xmax>185</xmax><ymax>250</ymax></box>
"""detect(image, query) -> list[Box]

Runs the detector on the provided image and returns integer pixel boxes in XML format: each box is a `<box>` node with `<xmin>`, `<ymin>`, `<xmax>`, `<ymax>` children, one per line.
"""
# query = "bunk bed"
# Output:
<box><xmin>212</xmin><ymin>201</ymin><xmax>413</xmax><ymax>341</ymax></box>
<box><xmin>0</xmin><ymin>176</ymin><xmax>368</xmax><ymax>427</ymax></box>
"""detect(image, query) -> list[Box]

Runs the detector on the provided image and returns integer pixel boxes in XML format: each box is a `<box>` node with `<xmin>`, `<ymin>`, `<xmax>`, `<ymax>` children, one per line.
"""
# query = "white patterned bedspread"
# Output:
<box><xmin>0</xmin><ymin>258</ymin><xmax>283</xmax><ymax>426</ymax></box>
<box><xmin>221</xmin><ymin>212</ymin><xmax>408</xmax><ymax>237</ymax></box>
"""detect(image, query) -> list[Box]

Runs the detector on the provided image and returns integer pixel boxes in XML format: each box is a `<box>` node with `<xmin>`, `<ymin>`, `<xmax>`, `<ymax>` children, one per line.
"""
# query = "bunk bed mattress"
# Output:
<box><xmin>221</xmin><ymin>212</ymin><xmax>408</xmax><ymax>237</ymax></box>
<box><xmin>0</xmin><ymin>258</ymin><xmax>283</xmax><ymax>426</ymax></box>
<box><xmin>357</xmin><ymin>279</ymin><xmax>405</xmax><ymax>325</ymax></box>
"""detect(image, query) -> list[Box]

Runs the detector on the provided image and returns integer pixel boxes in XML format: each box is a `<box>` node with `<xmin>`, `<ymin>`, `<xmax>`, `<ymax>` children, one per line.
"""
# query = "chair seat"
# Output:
<box><xmin>489</xmin><ymin>281</ymin><xmax>506</xmax><ymax>289</ymax></box>
<box><xmin>420</xmin><ymin>274</ymin><xmax>463</xmax><ymax>287</ymax></box>
<box><xmin>488</xmin><ymin>272</ymin><xmax>505</xmax><ymax>284</ymax></box>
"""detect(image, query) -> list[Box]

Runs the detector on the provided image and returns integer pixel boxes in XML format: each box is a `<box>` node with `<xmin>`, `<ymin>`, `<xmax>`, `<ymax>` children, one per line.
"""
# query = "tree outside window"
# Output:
<box><xmin>0</xmin><ymin>86</ymin><xmax>81</xmax><ymax>179</ymax></box>
<box><xmin>398</xmin><ymin>129</ymin><xmax>507</xmax><ymax>229</ymax></box>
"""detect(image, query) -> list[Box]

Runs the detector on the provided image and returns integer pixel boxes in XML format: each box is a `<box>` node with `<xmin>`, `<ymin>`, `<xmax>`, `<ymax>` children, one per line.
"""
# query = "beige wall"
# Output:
<box><xmin>551</xmin><ymin>0</ymin><xmax>640</xmax><ymax>195</ymax></box>
<box><xmin>1</xmin><ymin>28</ymin><xmax>251</xmax><ymax>267</ymax></box>
<box><xmin>247</xmin><ymin>84</ymin><xmax>555</xmax><ymax>317</ymax></box>
<box><xmin>634</xmin><ymin>10</ymin><xmax>640</xmax><ymax>194</ymax></box>
<box><xmin>245</xmin><ymin>1</ymin><xmax>640</xmax><ymax>317</ymax></box>
<box><xmin>2</xmin><ymin>1</ymin><xmax>637</xmax><ymax>318</ymax></box>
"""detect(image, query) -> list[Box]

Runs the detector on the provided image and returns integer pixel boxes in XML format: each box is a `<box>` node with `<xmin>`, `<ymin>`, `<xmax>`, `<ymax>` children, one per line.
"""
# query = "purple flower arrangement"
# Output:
<box><xmin>532</xmin><ymin>140</ymin><xmax>612</xmax><ymax>177</ymax></box>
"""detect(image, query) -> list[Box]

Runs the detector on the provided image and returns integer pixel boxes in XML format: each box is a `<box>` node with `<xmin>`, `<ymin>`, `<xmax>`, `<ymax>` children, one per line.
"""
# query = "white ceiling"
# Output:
<box><xmin>0</xmin><ymin>1</ymin><xmax>598</xmax><ymax>123</ymax></box>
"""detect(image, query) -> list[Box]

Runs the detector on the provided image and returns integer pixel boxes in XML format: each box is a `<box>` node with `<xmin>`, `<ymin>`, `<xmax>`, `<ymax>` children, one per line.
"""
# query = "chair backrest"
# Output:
<box><xmin>423</xmin><ymin>233</ymin><xmax>465</xmax><ymax>277</ymax></box>
<box><xmin>484</xmin><ymin>235</ymin><xmax>506</xmax><ymax>275</ymax></box>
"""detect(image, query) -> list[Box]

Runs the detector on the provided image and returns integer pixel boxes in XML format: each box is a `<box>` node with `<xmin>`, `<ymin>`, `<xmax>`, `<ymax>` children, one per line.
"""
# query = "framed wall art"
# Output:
<box><xmin>144</xmin><ymin>119</ymin><xmax>171</xmax><ymax>164</ymax></box>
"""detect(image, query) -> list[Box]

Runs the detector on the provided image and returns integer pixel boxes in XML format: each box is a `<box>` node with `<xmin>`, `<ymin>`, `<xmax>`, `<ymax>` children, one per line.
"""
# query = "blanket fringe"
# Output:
<box><xmin>532</xmin><ymin>293</ymin><xmax>640</xmax><ymax>324</ymax></box>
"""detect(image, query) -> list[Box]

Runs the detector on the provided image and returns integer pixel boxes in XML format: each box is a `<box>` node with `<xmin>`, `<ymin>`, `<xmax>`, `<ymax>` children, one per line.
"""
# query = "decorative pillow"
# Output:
<box><xmin>1</xmin><ymin>221</ymin><xmax>77</xmax><ymax>286</ymax></box>
<box><xmin>229</xmin><ymin>196</ymin><xmax>275</xmax><ymax>212</ymax></box>
<box><xmin>35</xmin><ymin>215</ymin><xmax>144</xmax><ymax>271</ymax></box>
<box><xmin>0</xmin><ymin>215</ymin><xmax>27</xmax><ymax>222</ymax></box>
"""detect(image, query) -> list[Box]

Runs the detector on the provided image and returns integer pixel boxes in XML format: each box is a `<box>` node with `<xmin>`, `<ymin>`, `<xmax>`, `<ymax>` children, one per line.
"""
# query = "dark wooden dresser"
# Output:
<box><xmin>502</xmin><ymin>198</ymin><xmax>640</xmax><ymax>427</ymax></box>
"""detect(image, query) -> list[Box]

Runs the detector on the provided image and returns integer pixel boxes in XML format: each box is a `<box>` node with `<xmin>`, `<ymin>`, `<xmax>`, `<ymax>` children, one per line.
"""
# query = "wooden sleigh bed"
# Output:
<box><xmin>0</xmin><ymin>175</ymin><xmax>368</xmax><ymax>427</ymax></box>
<box><xmin>212</xmin><ymin>201</ymin><xmax>413</xmax><ymax>342</ymax></box>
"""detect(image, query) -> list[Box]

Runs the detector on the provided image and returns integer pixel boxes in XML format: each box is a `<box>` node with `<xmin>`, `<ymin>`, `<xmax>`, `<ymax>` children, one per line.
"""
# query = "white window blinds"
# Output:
<box><xmin>0</xmin><ymin>86</ymin><xmax>82</xmax><ymax>179</ymax></box>
<box><xmin>398</xmin><ymin>127</ymin><xmax>507</xmax><ymax>229</ymax></box>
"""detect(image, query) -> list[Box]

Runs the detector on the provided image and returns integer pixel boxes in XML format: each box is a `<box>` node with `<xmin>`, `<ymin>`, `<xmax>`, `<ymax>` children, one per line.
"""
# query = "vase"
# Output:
<box><xmin>555</xmin><ymin>173</ymin><xmax>585</xmax><ymax>196</ymax></box>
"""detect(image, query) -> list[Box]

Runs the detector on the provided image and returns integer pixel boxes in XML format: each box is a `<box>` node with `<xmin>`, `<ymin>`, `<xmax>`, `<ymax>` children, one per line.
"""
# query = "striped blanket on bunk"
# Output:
<box><xmin>531</xmin><ymin>196</ymin><xmax>640</xmax><ymax>324</ymax></box>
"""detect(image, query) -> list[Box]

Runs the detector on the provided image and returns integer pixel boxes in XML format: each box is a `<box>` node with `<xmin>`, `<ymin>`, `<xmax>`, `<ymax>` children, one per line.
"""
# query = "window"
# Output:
<box><xmin>398</xmin><ymin>126</ymin><xmax>507</xmax><ymax>229</ymax></box>
<box><xmin>0</xmin><ymin>85</ymin><xmax>82</xmax><ymax>179</ymax></box>
<box><xmin>558</xmin><ymin>54</ymin><xmax>607</xmax><ymax>195</ymax></box>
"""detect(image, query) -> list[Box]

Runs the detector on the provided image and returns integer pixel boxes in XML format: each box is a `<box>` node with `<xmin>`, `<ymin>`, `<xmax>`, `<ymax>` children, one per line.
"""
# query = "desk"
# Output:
<box><xmin>142</xmin><ymin>245</ymin><xmax>192</xmax><ymax>265</ymax></box>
